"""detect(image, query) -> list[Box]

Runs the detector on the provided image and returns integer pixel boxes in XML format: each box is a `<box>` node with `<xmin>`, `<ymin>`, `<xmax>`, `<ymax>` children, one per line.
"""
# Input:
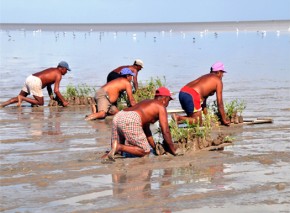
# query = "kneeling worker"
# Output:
<box><xmin>103</xmin><ymin>87</ymin><xmax>181</xmax><ymax>159</ymax></box>
<box><xmin>85</xmin><ymin>68</ymin><xmax>136</xmax><ymax>121</ymax></box>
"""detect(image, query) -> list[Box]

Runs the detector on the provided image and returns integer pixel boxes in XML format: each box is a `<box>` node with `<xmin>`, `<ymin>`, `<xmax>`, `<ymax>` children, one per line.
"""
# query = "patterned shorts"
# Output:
<box><xmin>21</xmin><ymin>75</ymin><xmax>43</xmax><ymax>97</ymax></box>
<box><xmin>111</xmin><ymin>110</ymin><xmax>151</xmax><ymax>152</ymax></box>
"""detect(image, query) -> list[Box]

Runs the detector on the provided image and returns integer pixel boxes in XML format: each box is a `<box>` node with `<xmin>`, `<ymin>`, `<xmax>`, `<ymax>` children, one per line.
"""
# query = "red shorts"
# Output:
<box><xmin>179</xmin><ymin>86</ymin><xmax>202</xmax><ymax>115</ymax></box>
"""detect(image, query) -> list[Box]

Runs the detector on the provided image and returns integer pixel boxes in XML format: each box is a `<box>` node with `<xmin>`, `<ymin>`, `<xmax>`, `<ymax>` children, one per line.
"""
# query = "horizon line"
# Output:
<box><xmin>1</xmin><ymin>19</ymin><xmax>290</xmax><ymax>25</ymax></box>
<box><xmin>1</xmin><ymin>20</ymin><xmax>289</xmax><ymax>32</ymax></box>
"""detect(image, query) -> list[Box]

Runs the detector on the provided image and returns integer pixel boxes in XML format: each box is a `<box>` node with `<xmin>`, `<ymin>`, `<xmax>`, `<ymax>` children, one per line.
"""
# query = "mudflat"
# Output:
<box><xmin>0</xmin><ymin>105</ymin><xmax>289</xmax><ymax>212</ymax></box>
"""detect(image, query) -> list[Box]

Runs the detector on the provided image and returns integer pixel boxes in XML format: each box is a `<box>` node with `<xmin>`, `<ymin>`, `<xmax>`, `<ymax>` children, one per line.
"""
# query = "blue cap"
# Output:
<box><xmin>120</xmin><ymin>68</ymin><xmax>135</xmax><ymax>76</ymax></box>
<box><xmin>58</xmin><ymin>61</ymin><xmax>71</xmax><ymax>71</ymax></box>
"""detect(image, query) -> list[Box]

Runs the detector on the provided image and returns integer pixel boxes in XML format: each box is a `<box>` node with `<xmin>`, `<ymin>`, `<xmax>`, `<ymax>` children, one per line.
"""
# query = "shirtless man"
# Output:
<box><xmin>103</xmin><ymin>87</ymin><xmax>179</xmax><ymax>159</ymax></box>
<box><xmin>106</xmin><ymin>59</ymin><xmax>143</xmax><ymax>91</ymax></box>
<box><xmin>172</xmin><ymin>62</ymin><xmax>230</xmax><ymax>126</ymax></box>
<box><xmin>0</xmin><ymin>61</ymin><xmax>70</xmax><ymax>107</ymax></box>
<box><xmin>85</xmin><ymin>68</ymin><xmax>136</xmax><ymax>121</ymax></box>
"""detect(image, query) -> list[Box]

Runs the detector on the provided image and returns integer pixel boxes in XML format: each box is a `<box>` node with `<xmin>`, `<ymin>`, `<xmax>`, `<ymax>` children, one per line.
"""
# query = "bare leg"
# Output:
<box><xmin>16</xmin><ymin>95</ymin><xmax>22</xmax><ymax>107</ymax></box>
<box><xmin>102</xmin><ymin>142</ymin><xmax>149</xmax><ymax>159</ymax></box>
<box><xmin>107</xmin><ymin>140</ymin><xmax>118</xmax><ymax>160</ymax></box>
<box><xmin>0</xmin><ymin>97</ymin><xmax>19</xmax><ymax>107</ymax></box>
<box><xmin>172</xmin><ymin>111</ymin><xmax>202</xmax><ymax>125</ymax></box>
<box><xmin>171</xmin><ymin>113</ymin><xmax>180</xmax><ymax>125</ymax></box>
<box><xmin>0</xmin><ymin>90</ymin><xmax>29</xmax><ymax>108</ymax></box>
<box><xmin>108</xmin><ymin>105</ymin><xmax>119</xmax><ymax>116</ymax></box>
<box><xmin>85</xmin><ymin>105</ymin><xmax>97</xmax><ymax>119</ymax></box>
<box><xmin>101</xmin><ymin>139</ymin><xmax>119</xmax><ymax>160</ymax></box>
<box><xmin>118</xmin><ymin>144</ymin><xmax>149</xmax><ymax>157</ymax></box>
<box><xmin>17</xmin><ymin>95</ymin><xmax>44</xmax><ymax>107</ymax></box>
<box><xmin>177</xmin><ymin>115</ymin><xmax>196</xmax><ymax>125</ymax></box>
<box><xmin>91</xmin><ymin>104</ymin><xmax>97</xmax><ymax>113</ymax></box>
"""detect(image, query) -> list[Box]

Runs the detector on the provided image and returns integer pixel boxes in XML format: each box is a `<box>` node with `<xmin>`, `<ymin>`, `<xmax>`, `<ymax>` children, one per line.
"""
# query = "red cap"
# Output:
<box><xmin>155</xmin><ymin>87</ymin><xmax>173</xmax><ymax>100</ymax></box>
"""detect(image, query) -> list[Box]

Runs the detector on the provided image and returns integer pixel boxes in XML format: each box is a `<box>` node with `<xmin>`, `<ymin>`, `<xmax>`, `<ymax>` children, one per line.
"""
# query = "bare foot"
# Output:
<box><xmin>101</xmin><ymin>153</ymin><xmax>115</xmax><ymax>163</ymax></box>
<box><xmin>171</xmin><ymin>113</ymin><xmax>179</xmax><ymax>125</ymax></box>
<box><xmin>0</xmin><ymin>104</ymin><xmax>4</xmax><ymax>108</ymax></box>
<box><xmin>85</xmin><ymin>114</ymin><xmax>97</xmax><ymax>121</ymax></box>
<box><xmin>16</xmin><ymin>95</ymin><xmax>22</xmax><ymax>107</ymax></box>
<box><xmin>101</xmin><ymin>153</ymin><xmax>109</xmax><ymax>159</ymax></box>
<box><xmin>107</xmin><ymin>140</ymin><xmax>118</xmax><ymax>160</ymax></box>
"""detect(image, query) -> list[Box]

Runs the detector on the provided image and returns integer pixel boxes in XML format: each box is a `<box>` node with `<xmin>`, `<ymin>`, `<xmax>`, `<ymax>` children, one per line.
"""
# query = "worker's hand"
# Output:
<box><xmin>174</xmin><ymin>148</ymin><xmax>184</xmax><ymax>156</ymax></box>
<box><xmin>221</xmin><ymin>119</ymin><xmax>230</xmax><ymax>126</ymax></box>
<box><xmin>62</xmin><ymin>101</ymin><xmax>69</xmax><ymax>107</ymax></box>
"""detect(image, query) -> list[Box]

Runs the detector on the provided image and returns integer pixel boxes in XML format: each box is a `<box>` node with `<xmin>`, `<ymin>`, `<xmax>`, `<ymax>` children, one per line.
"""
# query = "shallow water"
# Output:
<box><xmin>1</xmin><ymin>24</ymin><xmax>290</xmax><ymax>212</ymax></box>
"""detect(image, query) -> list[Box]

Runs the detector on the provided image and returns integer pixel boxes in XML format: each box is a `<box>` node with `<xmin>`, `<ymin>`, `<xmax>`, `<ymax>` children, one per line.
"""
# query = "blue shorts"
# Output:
<box><xmin>179</xmin><ymin>86</ymin><xmax>202</xmax><ymax>115</ymax></box>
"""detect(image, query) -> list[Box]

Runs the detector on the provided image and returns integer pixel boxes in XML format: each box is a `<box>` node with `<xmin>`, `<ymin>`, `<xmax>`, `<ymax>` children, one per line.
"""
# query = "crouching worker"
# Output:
<box><xmin>102</xmin><ymin>87</ymin><xmax>180</xmax><ymax>160</ymax></box>
<box><xmin>85</xmin><ymin>68</ymin><xmax>136</xmax><ymax>121</ymax></box>
<box><xmin>0</xmin><ymin>61</ymin><xmax>70</xmax><ymax>108</ymax></box>
<box><xmin>172</xmin><ymin>61</ymin><xmax>230</xmax><ymax>126</ymax></box>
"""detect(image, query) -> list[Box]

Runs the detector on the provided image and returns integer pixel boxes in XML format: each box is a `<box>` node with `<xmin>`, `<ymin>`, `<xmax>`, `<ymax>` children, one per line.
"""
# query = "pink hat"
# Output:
<box><xmin>155</xmin><ymin>87</ymin><xmax>173</xmax><ymax>100</ymax></box>
<box><xmin>211</xmin><ymin>61</ymin><xmax>227</xmax><ymax>72</ymax></box>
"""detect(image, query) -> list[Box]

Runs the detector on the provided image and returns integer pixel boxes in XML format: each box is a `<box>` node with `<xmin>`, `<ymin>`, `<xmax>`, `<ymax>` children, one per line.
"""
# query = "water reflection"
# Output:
<box><xmin>111</xmin><ymin>162</ymin><xmax>225</xmax><ymax>199</ymax></box>
<box><xmin>2</xmin><ymin>106</ymin><xmax>64</xmax><ymax>139</ymax></box>
<box><xmin>43</xmin><ymin>107</ymin><xmax>62</xmax><ymax>136</ymax></box>
<box><xmin>112</xmin><ymin>169</ymin><xmax>153</xmax><ymax>199</ymax></box>
<box><xmin>29</xmin><ymin>107</ymin><xmax>45</xmax><ymax>136</ymax></box>
<box><xmin>86</xmin><ymin>117</ymin><xmax>112</xmax><ymax>133</ymax></box>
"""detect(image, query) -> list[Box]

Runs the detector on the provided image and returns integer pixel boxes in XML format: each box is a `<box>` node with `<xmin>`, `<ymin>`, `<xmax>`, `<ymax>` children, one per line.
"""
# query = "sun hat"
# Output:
<box><xmin>211</xmin><ymin>61</ymin><xmax>226</xmax><ymax>72</ymax></box>
<box><xmin>155</xmin><ymin>87</ymin><xmax>173</xmax><ymax>100</ymax></box>
<box><xmin>120</xmin><ymin>68</ymin><xmax>135</xmax><ymax>76</ymax></box>
<box><xmin>134</xmin><ymin>59</ymin><xmax>144</xmax><ymax>68</ymax></box>
<box><xmin>58</xmin><ymin>61</ymin><xmax>71</xmax><ymax>71</ymax></box>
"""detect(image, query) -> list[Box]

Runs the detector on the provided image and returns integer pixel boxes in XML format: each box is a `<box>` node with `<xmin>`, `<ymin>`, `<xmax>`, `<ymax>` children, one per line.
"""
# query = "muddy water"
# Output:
<box><xmin>1</xmin><ymin>24</ymin><xmax>290</xmax><ymax>212</ymax></box>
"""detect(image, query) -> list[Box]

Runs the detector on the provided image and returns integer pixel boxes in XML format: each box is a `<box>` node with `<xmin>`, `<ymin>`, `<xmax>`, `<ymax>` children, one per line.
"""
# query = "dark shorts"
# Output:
<box><xmin>179</xmin><ymin>86</ymin><xmax>202</xmax><ymax>115</ymax></box>
<box><xmin>107</xmin><ymin>71</ymin><xmax>121</xmax><ymax>83</ymax></box>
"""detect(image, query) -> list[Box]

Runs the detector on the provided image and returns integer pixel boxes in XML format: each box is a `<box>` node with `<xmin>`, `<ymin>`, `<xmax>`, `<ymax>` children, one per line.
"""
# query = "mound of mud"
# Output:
<box><xmin>156</xmin><ymin>133</ymin><xmax>233</xmax><ymax>156</ymax></box>
<box><xmin>48</xmin><ymin>96</ymin><xmax>95</xmax><ymax>106</ymax></box>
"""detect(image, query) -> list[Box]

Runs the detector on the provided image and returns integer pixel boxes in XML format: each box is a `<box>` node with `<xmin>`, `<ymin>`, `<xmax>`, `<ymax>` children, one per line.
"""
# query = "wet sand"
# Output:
<box><xmin>0</xmin><ymin>105</ymin><xmax>289</xmax><ymax>212</ymax></box>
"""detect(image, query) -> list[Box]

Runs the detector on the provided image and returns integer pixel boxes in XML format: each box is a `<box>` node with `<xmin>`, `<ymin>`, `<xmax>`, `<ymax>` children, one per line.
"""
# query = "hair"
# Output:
<box><xmin>210</xmin><ymin>68</ymin><xmax>220</xmax><ymax>74</ymax></box>
<box><xmin>154</xmin><ymin>95</ymin><xmax>165</xmax><ymax>100</ymax></box>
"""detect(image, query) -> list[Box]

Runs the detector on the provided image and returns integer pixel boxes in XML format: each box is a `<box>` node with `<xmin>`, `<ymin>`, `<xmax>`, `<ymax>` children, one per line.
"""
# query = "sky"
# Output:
<box><xmin>0</xmin><ymin>0</ymin><xmax>289</xmax><ymax>23</ymax></box>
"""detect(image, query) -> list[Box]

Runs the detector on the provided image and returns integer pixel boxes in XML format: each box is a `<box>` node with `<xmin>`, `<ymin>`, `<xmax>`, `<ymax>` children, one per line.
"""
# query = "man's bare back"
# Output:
<box><xmin>103</xmin><ymin>77</ymin><xmax>135</xmax><ymax>104</ymax></box>
<box><xmin>85</xmin><ymin>71</ymin><xmax>136</xmax><ymax>121</ymax></box>
<box><xmin>107</xmin><ymin>59</ymin><xmax>143</xmax><ymax>90</ymax></box>
<box><xmin>33</xmin><ymin>68</ymin><xmax>64</xmax><ymax>89</ymax></box>
<box><xmin>124</xmin><ymin>99</ymin><xmax>166</xmax><ymax>125</ymax></box>
<box><xmin>186</xmin><ymin>73</ymin><xmax>222</xmax><ymax>101</ymax></box>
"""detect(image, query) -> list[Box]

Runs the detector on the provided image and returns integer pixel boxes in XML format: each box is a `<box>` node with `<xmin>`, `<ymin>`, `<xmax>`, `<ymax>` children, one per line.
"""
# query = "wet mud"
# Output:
<box><xmin>1</xmin><ymin>106</ymin><xmax>289</xmax><ymax>212</ymax></box>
